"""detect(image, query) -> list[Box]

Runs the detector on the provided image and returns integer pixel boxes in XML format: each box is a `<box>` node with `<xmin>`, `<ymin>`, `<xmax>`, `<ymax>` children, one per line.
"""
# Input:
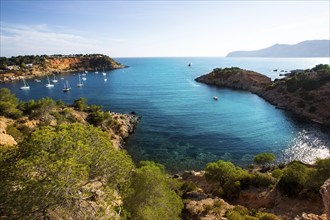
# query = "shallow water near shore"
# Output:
<box><xmin>1</xmin><ymin>57</ymin><xmax>330</xmax><ymax>172</ymax></box>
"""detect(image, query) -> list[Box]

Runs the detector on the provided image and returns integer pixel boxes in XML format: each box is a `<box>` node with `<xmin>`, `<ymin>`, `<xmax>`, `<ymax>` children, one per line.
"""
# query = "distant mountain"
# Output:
<box><xmin>226</xmin><ymin>40</ymin><xmax>330</xmax><ymax>57</ymax></box>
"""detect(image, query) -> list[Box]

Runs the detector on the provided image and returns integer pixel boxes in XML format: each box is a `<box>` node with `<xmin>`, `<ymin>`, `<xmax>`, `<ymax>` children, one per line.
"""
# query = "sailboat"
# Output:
<box><xmin>51</xmin><ymin>74</ymin><xmax>58</xmax><ymax>83</ymax></box>
<box><xmin>63</xmin><ymin>80</ymin><xmax>71</xmax><ymax>92</ymax></box>
<box><xmin>104</xmin><ymin>75</ymin><xmax>107</xmax><ymax>82</ymax></box>
<box><xmin>102</xmin><ymin>67</ymin><xmax>106</xmax><ymax>76</ymax></box>
<box><xmin>95</xmin><ymin>67</ymin><xmax>99</xmax><ymax>74</ymax></box>
<box><xmin>77</xmin><ymin>74</ymin><xmax>83</xmax><ymax>87</ymax></box>
<box><xmin>20</xmin><ymin>78</ymin><xmax>30</xmax><ymax>90</ymax></box>
<box><xmin>45</xmin><ymin>76</ymin><xmax>54</xmax><ymax>88</ymax></box>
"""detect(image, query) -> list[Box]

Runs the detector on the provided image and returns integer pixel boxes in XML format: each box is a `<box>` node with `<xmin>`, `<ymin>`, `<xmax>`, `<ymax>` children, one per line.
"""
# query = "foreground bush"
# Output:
<box><xmin>0</xmin><ymin>123</ymin><xmax>134</xmax><ymax>219</ymax></box>
<box><xmin>124</xmin><ymin>161</ymin><xmax>183</xmax><ymax>220</ymax></box>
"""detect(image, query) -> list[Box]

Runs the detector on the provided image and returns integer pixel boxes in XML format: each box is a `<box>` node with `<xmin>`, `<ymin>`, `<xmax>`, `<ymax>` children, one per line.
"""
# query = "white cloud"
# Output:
<box><xmin>0</xmin><ymin>23</ymin><xmax>115</xmax><ymax>57</ymax></box>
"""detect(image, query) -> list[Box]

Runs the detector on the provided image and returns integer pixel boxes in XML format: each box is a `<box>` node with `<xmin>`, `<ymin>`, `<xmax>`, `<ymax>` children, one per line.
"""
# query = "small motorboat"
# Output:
<box><xmin>213</xmin><ymin>96</ymin><xmax>218</xmax><ymax>101</ymax></box>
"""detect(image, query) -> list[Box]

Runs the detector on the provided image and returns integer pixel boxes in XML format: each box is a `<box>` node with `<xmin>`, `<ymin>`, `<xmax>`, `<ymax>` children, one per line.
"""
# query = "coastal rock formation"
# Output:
<box><xmin>184</xmin><ymin>198</ymin><xmax>234</xmax><ymax>220</ymax></box>
<box><xmin>320</xmin><ymin>178</ymin><xmax>330</xmax><ymax>220</ymax></box>
<box><xmin>0</xmin><ymin>54</ymin><xmax>125</xmax><ymax>82</ymax></box>
<box><xmin>108</xmin><ymin>112</ymin><xmax>140</xmax><ymax>149</ymax></box>
<box><xmin>195</xmin><ymin>67</ymin><xmax>271</xmax><ymax>93</ymax></box>
<box><xmin>295</xmin><ymin>213</ymin><xmax>327</xmax><ymax>220</ymax></box>
<box><xmin>195</xmin><ymin>66</ymin><xmax>330</xmax><ymax>126</ymax></box>
<box><xmin>0</xmin><ymin>117</ymin><xmax>17</xmax><ymax>146</ymax></box>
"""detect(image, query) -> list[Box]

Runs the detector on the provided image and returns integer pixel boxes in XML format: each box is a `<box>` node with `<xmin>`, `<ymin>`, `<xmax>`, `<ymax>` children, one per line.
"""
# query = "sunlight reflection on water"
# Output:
<box><xmin>282</xmin><ymin>128</ymin><xmax>330</xmax><ymax>164</ymax></box>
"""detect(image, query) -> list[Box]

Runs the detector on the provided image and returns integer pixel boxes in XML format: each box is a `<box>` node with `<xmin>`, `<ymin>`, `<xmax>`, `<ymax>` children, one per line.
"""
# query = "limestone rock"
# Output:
<box><xmin>320</xmin><ymin>178</ymin><xmax>330</xmax><ymax>220</ymax></box>
<box><xmin>184</xmin><ymin>198</ymin><xmax>233</xmax><ymax>220</ymax></box>
<box><xmin>0</xmin><ymin>118</ymin><xmax>17</xmax><ymax>146</ymax></box>
<box><xmin>294</xmin><ymin>213</ymin><xmax>327</xmax><ymax>220</ymax></box>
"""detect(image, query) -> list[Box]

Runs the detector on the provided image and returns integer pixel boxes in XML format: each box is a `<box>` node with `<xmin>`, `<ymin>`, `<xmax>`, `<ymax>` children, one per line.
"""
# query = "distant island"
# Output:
<box><xmin>226</xmin><ymin>40</ymin><xmax>330</xmax><ymax>57</ymax></box>
<box><xmin>195</xmin><ymin>64</ymin><xmax>330</xmax><ymax>126</ymax></box>
<box><xmin>0</xmin><ymin>54</ymin><xmax>125</xmax><ymax>82</ymax></box>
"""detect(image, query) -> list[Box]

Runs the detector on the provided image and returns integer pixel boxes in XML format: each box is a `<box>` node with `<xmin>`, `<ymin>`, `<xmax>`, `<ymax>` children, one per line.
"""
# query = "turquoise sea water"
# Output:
<box><xmin>1</xmin><ymin>57</ymin><xmax>330</xmax><ymax>172</ymax></box>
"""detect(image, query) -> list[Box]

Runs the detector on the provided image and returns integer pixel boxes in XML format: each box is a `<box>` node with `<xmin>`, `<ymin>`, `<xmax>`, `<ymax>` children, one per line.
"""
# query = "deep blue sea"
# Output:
<box><xmin>1</xmin><ymin>57</ymin><xmax>330</xmax><ymax>172</ymax></box>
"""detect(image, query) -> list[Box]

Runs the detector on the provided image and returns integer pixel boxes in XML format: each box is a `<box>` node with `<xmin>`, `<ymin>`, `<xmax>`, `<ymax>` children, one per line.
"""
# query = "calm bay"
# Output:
<box><xmin>2</xmin><ymin>57</ymin><xmax>329</xmax><ymax>172</ymax></box>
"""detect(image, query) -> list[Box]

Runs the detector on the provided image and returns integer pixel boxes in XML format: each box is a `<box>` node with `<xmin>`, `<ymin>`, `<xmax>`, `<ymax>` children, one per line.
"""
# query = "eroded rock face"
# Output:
<box><xmin>184</xmin><ymin>198</ymin><xmax>234</xmax><ymax>220</ymax></box>
<box><xmin>0</xmin><ymin>118</ymin><xmax>17</xmax><ymax>146</ymax></box>
<box><xmin>294</xmin><ymin>213</ymin><xmax>327</xmax><ymax>220</ymax></box>
<box><xmin>320</xmin><ymin>178</ymin><xmax>330</xmax><ymax>220</ymax></box>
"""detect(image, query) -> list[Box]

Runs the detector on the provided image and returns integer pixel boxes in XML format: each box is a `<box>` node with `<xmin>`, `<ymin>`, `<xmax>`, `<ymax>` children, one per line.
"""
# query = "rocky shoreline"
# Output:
<box><xmin>0</xmin><ymin>108</ymin><xmax>139</xmax><ymax>150</ymax></box>
<box><xmin>195</xmin><ymin>66</ymin><xmax>330</xmax><ymax>126</ymax></box>
<box><xmin>0</xmin><ymin>54</ymin><xmax>126</xmax><ymax>83</ymax></box>
<box><xmin>178</xmin><ymin>170</ymin><xmax>329</xmax><ymax>220</ymax></box>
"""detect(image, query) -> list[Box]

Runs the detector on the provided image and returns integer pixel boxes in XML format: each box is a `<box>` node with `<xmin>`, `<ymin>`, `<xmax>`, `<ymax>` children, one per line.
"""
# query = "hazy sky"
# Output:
<box><xmin>1</xmin><ymin>0</ymin><xmax>329</xmax><ymax>57</ymax></box>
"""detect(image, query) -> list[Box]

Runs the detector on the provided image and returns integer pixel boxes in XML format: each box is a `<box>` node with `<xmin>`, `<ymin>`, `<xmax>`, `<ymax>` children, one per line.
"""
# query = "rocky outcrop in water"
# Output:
<box><xmin>195</xmin><ymin>65</ymin><xmax>330</xmax><ymax>126</ymax></box>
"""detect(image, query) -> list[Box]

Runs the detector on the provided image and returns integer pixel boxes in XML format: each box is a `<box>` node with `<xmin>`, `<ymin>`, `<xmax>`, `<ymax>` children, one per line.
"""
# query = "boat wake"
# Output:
<box><xmin>186</xmin><ymin>78</ymin><xmax>200</xmax><ymax>87</ymax></box>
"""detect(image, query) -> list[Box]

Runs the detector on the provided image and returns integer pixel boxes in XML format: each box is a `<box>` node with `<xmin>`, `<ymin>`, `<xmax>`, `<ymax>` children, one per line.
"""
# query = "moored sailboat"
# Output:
<box><xmin>77</xmin><ymin>74</ymin><xmax>83</xmax><ymax>87</ymax></box>
<box><xmin>63</xmin><ymin>80</ymin><xmax>71</xmax><ymax>92</ymax></box>
<box><xmin>45</xmin><ymin>76</ymin><xmax>54</xmax><ymax>88</ymax></box>
<box><xmin>20</xmin><ymin>78</ymin><xmax>30</xmax><ymax>90</ymax></box>
<box><xmin>51</xmin><ymin>74</ymin><xmax>58</xmax><ymax>83</ymax></box>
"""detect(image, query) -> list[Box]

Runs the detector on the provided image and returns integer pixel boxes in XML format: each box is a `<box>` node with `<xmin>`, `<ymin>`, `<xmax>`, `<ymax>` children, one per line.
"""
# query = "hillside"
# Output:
<box><xmin>226</xmin><ymin>40</ymin><xmax>330</xmax><ymax>57</ymax></box>
<box><xmin>0</xmin><ymin>54</ymin><xmax>125</xmax><ymax>82</ymax></box>
<box><xmin>195</xmin><ymin>64</ymin><xmax>330</xmax><ymax>126</ymax></box>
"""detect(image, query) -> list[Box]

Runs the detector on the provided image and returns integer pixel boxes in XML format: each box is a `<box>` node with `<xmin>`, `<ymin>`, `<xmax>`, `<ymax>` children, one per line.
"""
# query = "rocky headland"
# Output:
<box><xmin>195</xmin><ymin>65</ymin><xmax>330</xmax><ymax>126</ymax></box>
<box><xmin>0</xmin><ymin>54</ymin><xmax>125</xmax><ymax>82</ymax></box>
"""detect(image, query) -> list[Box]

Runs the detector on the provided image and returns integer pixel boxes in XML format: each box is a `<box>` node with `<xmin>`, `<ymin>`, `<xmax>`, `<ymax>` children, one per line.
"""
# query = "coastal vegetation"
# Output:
<box><xmin>0</xmin><ymin>89</ymin><xmax>182</xmax><ymax>219</ymax></box>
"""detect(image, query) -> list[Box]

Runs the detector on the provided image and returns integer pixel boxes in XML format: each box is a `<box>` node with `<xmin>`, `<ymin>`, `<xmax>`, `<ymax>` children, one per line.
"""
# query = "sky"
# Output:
<box><xmin>0</xmin><ymin>0</ymin><xmax>329</xmax><ymax>57</ymax></box>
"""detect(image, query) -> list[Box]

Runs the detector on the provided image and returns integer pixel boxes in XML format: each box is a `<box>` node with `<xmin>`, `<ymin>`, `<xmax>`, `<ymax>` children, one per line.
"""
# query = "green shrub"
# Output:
<box><xmin>0</xmin><ymin>88</ymin><xmax>19</xmax><ymax>105</ymax></box>
<box><xmin>180</xmin><ymin>181</ymin><xmax>198</xmax><ymax>195</ymax></box>
<box><xmin>205</xmin><ymin>160</ymin><xmax>250</xmax><ymax>199</ymax></box>
<box><xmin>124</xmin><ymin>161</ymin><xmax>183</xmax><ymax>220</ymax></box>
<box><xmin>271</xmin><ymin>169</ymin><xmax>283</xmax><ymax>179</ymax></box>
<box><xmin>225</xmin><ymin>209</ymin><xmax>245</xmax><ymax>220</ymax></box>
<box><xmin>0</xmin><ymin>88</ymin><xmax>23</xmax><ymax>119</ymax></box>
<box><xmin>1</xmin><ymin>123</ymin><xmax>134</xmax><ymax>219</ymax></box>
<box><xmin>256</xmin><ymin>212</ymin><xmax>281</xmax><ymax>220</ymax></box>
<box><xmin>233</xmin><ymin>205</ymin><xmax>249</xmax><ymax>216</ymax></box>
<box><xmin>87</xmin><ymin>110</ymin><xmax>113</xmax><ymax>127</ymax></box>
<box><xmin>73</xmin><ymin>98</ymin><xmax>88</xmax><ymax>111</ymax></box>
<box><xmin>6</xmin><ymin>124</ymin><xmax>24</xmax><ymax>143</ymax></box>
<box><xmin>254</xmin><ymin>153</ymin><xmax>275</xmax><ymax>167</ymax></box>
<box><xmin>0</xmin><ymin>102</ymin><xmax>23</xmax><ymax>119</ymax></box>
<box><xmin>244</xmin><ymin>173</ymin><xmax>276</xmax><ymax>188</ymax></box>
<box><xmin>308</xmin><ymin>158</ymin><xmax>330</xmax><ymax>191</ymax></box>
<box><xmin>278</xmin><ymin>161</ymin><xmax>310</xmax><ymax>196</ymax></box>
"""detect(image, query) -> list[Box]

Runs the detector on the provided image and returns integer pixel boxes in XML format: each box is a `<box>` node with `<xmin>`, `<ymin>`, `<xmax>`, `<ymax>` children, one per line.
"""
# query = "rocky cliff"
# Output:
<box><xmin>0</xmin><ymin>54</ymin><xmax>125</xmax><ymax>82</ymax></box>
<box><xmin>195</xmin><ymin>65</ymin><xmax>330</xmax><ymax>126</ymax></box>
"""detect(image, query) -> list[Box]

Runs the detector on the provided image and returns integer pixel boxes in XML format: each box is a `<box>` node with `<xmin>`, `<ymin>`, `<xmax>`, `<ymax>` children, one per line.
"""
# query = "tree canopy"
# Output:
<box><xmin>1</xmin><ymin>123</ymin><xmax>133</xmax><ymax>219</ymax></box>
<box><xmin>124</xmin><ymin>161</ymin><xmax>183</xmax><ymax>220</ymax></box>
<box><xmin>253</xmin><ymin>152</ymin><xmax>276</xmax><ymax>166</ymax></box>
